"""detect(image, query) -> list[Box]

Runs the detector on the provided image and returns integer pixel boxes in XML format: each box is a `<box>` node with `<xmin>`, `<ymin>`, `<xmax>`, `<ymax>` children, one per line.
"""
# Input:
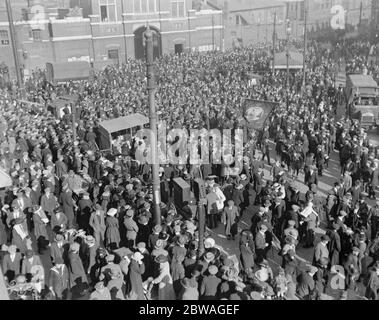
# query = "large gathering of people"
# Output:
<box><xmin>0</xmin><ymin>37</ymin><xmax>379</xmax><ymax>300</ymax></box>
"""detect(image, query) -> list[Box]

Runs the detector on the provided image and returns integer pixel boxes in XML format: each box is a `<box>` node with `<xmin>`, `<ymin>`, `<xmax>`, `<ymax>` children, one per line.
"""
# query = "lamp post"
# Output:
<box><xmin>272</xmin><ymin>11</ymin><xmax>276</xmax><ymax>75</ymax></box>
<box><xmin>5</xmin><ymin>0</ymin><xmax>24</xmax><ymax>97</ymax></box>
<box><xmin>302</xmin><ymin>0</ymin><xmax>308</xmax><ymax>94</ymax></box>
<box><xmin>145</xmin><ymin>25</ymin><xmax>161</xmax><ymax>225</ymax></box>
<box><xmin>286</xmin><ymin>19</ymin><xmax>291</xmax><ymax>107</ymax></box>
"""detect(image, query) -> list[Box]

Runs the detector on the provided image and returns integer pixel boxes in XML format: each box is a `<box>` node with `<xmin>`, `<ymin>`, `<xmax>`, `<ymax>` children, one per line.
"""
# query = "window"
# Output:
<box><xmin>236</xmin><ymin>15</ymin><xmax>240</xmax><ymax>25</ymax></box>
<box><xmin>133</xmin><ymin>0</ymin><xmax>157</xmax><ymax>13</ymax></box>
<box><xmin>172</xmin><ymin>0</ymin><xmax>185</xmax><ymax>18</ymax></box>
<box><xmin>32</xmin><ymin>30</ymin><xmax>42</xmax><ymax>41</ymax></box>
<box><xmin>100</xmin><ymin>0</ymin><xmax>116</xmax><ymax>22</ymax></box>
<box><xmin>108</xmin><ymin>49</ymin><xmax>119</xmax><ymax>60</ymax></box>
<box><xmin>0</xmin><ymin>30</ymin><xmax>9</xmax><ymax>45</ymax></box>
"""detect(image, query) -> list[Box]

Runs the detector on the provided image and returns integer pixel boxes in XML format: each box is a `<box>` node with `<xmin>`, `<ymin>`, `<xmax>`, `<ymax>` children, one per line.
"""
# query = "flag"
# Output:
<box><xmin>242</xmin><ymin>99</ymin><xmax>278</xmax><ymax>129</ymax></box>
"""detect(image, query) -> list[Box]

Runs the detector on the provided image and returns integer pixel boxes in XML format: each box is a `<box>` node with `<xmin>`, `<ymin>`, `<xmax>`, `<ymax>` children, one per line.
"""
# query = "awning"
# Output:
<box><xmin>99</xmin><ymin>113</ymin><xmax>149</xmax><ymax>134</ymax></box>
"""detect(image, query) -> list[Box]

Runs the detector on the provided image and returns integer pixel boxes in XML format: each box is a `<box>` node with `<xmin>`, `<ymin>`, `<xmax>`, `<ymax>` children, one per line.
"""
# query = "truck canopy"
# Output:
<box><xmin>46</xmin><ymin>61</ymin><xmax>90</xmax><ymax>84</ymax></box>
<box><xmin>347</xmin><ymin>74</ymin><xmax>379</xmax><ymax>96</ymax></box>
<box><xmin>99</xmin><ymin>114</ymin><xmax>149</xmax><ymax>133</ymax></box>
<box><xmin>98</xmin><ymin>113</ymin><xmax>149</xmax><ymax>150</ymax></box>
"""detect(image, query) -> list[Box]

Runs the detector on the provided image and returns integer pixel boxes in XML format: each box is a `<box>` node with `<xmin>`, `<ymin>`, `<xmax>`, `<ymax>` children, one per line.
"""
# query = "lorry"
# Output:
<box><xmin>346</xmin><ymin>74</ymin><xmax>379</xmax><ymax>128</ymax></box>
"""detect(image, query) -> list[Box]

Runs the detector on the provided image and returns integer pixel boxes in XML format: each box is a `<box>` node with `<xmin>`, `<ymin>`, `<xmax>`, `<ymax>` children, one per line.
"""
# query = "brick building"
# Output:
<box><xmin>0</xmin><ymin>0</ymin><xmax>222</xmax><ymax>81</ymax></box>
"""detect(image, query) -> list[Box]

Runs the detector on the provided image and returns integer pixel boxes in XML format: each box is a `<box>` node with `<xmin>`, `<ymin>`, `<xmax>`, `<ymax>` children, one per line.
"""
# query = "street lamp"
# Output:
<box><xmin>145</xmin><ymin>25</ymin><xmax>161</xmax><ymax>225</ymax></box>
<box><xmin>286</xmin><ymin>19</ymin><xmax>291</xmax><ymax>107</ymax></box>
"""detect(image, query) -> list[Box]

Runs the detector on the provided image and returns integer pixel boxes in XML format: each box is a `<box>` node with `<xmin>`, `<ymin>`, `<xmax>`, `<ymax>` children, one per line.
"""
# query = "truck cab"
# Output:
<box><xmin>346</xmin><ymin>74</ymin><xmax>379</xmax><ymax>128</ymax></box>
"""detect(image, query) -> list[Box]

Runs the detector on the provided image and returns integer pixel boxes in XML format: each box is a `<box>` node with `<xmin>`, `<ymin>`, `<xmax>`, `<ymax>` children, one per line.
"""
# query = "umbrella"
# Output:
<box><xmin>0</xmin><ymin>169</ymin><xmax>12</xmax><ymax>188</ymax></box>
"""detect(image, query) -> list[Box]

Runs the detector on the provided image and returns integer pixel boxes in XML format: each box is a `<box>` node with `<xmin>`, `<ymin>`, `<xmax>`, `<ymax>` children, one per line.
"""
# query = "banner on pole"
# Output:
<box><xmin>242</xmin><ymin>99</ymin><xmax>278</xmax><ymax>129</ymax></box>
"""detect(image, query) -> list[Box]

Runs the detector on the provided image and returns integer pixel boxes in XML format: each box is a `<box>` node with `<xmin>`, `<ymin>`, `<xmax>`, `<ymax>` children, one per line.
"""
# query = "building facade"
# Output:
<box><xmin>0</xmin><ymin>0</ymin><xmax>222</xmax><ymax>81</ymax></box>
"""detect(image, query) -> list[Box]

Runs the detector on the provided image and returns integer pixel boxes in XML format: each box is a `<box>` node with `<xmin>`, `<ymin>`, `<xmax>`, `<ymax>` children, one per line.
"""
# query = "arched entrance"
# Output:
<box><xmin>134</xmin><ymin>26</ymin><xmax>162</xmax><ymax>60</ymax></box>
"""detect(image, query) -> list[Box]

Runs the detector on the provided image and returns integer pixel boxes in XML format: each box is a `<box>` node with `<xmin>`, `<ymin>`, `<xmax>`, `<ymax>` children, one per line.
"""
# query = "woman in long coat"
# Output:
<box><xmin>51</xmin><ymin>209</ymin><xmax>68</xmax><ymax>233</ymax></box>
<box><xmin>105</xmin><ymin>209</ymin><xmax>120</xmax><ymax>247</ymax></box>
<box><xmin>239</xmin><ymin>230</ymin><xmax>255</xmax><ymax>278</ymax></box>
<box><xmin>153</xmin><ymin>255</ymin><xmax>176</xmax><ymax>300</ymax></box>
<box><xmin>68</xmin><ymin>242</ymin><xmax>88</xmax><ymax>298</ymax></box>
<box><xmin>365</xmin><ymin>264</ymin><xmax>379</xmax><ymax>300</ymax></box>
<box><xmin>221</xmin><ymin>200</ymin><xmax>239</xmax><ymax>239</ymax></box>
<box><xmin>32</xmin><ymin>206</ymin><xmax>49</xmax><ymax>241</ymax></box>
<box><xmin>170</xmin><ymin>254</ymin><xmax>185</xmax><ymax>297</ymax></box>
<box><xmin>127</xmin><ymin>252</ymin><xmax>146</xmax><ymax>300</ymax></box>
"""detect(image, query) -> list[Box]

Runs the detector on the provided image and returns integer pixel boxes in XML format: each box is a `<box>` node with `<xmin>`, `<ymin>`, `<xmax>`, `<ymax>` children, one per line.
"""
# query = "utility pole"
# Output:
<box><xmin>6</xmin><ymin>0</ymin><xmax>24</xmax><ymax>97</ymax></box>
<box><xmin>302</xmin><ymin>0</ymin><xmax>307</xmax><ymax>93</ymax></box>
<box><xmin>272</xmin><ymin>11</ymin><xmax>276</xmax><ymax>75</ymax></box>
<box><xmin>359</xmin><ymin>1</ymin><xmax>363</xmax><ymax>27</ymax></box>
<box><xmin>286</xmin><ymin>18</ymin><xmax>291</xmax><ymax>107</ymax></box>
<box><xmin>121</xmin><ymin>0</ymin><xmax>128</xmax><ymax>63</ymax></box>
<box><xmin>212</xmin><ymin>14</ymin><xmax>215</xmax><ymax>50</ymax></box>
<box><xmin>286</xmin><ymin>19</ymin><xmax>291</xmax><ymax>90</ymax></box>
<box><xmin>145</xmin><ymin>25</ymin><xmax>161</xmax><ymax>225</ymax></box>
<box><xmin>188</xmin><ymin>11</ymin><xmax>191</xmax><ymax>51</ymax></box>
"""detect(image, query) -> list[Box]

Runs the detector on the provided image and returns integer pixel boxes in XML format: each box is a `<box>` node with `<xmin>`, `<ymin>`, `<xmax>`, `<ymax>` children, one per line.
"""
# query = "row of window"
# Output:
<box><xmin>100</xmin><ymin>0</ymin><xmax>186</xmax><ymax>22</ymax></box>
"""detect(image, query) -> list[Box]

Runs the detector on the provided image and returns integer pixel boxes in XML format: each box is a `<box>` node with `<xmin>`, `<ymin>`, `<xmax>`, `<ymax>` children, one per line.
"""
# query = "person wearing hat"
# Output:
<box><xmin>255</xmin><ymin>224</ymin><xmax>269</xmax><ymax>262</ymax></box>
<box><xmin>283</xmin><ymin>220</ymin><xmax>299</xmax><ymax>242</ymax></box>
<box><xmin>344</xmin><ymin>246</ymin><xmax>362</xmax><ymax>291</ymax></box>
<box><xmin>106</xmin><ymin>264</ymin><xmax>125</xmax><ymax>300</ymax></box>
<box><xmin>67</xmin><ymin>241</ymin><xmax>88</xmax><ymax>298</ymax></box>
<box><xmin>148</xmin><ymin>224</ymin><xmax>162</xmax><ymax>252</ymax></box>
<box><xmin>135</xmin><ymin>242</ymin><xmax>152</xmax><ymax>281</ymax></box>
<box><xmin>180</xmin><ymin>277</ymin><xmax>199</xmax><ymax>300</ymax></box>
<box><xmin>221</xmin><ymin>199</ymin><xmax>239</xmax><ymax>240</ymax></box>
<box><xmin>151</xmin><ymin>239</ymin><xmax>169</xmax><ymax>261</ymax></box>
<box><xmin>297</xmin><ymin>265</ymin><xmax>316</xmax><ymax>300</ymax></box>
<box><xmin>77</xmin><ymin>191</ymin><xmax>93</xmax><ymax>234</ymax></box>
<box><xmin>50</xmin><ymin>233</ymin><xmax>68</xmax><ymax>266</ymax></box>
<box><xmin>90</xmin><ymin>281</ymin><xmax>111</xmax><ymax>300</ymax></box>
<box><xmin>313</xmin><ymin>235</ymin><xmax>330</xmax><ymax>266</ymax></box>
<box><xmin>200</xmin><ymin>265</ymin><xmax>221</xmax><ymax>300</ymax></box>
<box><xmin>89</xmin><ymin>204</ymin><xmax>106</xmax><ymax>247</ymax></box>
<box><xmin>239</xmin><ymin>230</ymin><xmax>255</xmax><ymax>277</ymax></box>
<box><xmin>48</xmin><ymin>256</ymin><xmax>69</xmax><ymax>300</ymax></box>
<box><xmin>6</xmin><ymin>207</ymin><xmax>30</xmax><ymax>254</ymax></box>
<box><xmin>304</xmin><ymin>163</ymin><xmax>318</xmax><ymax>190</ymax></box>
<box><xmin>172</xmin><ymin>235</ymin><xmax>187</xmax><ymax>260</ymax></box>
<box><xmin>40</xmin><ymin>186</ymin><xmax>58</xmax><ymax>218</ymax></box>
<box><xmin>124</xmin><ymin>209</ymin><xmax>139</xmax><ymax>249</ymax></box>
<box><xmin>127</xmin><ymin>251</ymin><xmax>146</xmax><ymax>300</ymax></box>
<box><xmin>82</xmin><ymin>235</ymin><xmax>99</xmax><ymax>283</ymax></box>
<box><xmin>21</xmin><ymin>249</ymin><xmax>44</xmax><ymax>283</ymax></box>
<box><xmin>136</xmin><ymin>214</ymin><xmax>151</xmax><ymax>245</ymax></box>
<box><xmin>32</xmin><ymin>205</ymin><xmax>50</xmax><ymax>253</ymax></box>
<box><xmin>197</xmin><ymin>251</ymin><xmax>215</xmax><ymax>275</ymax></box>
<box><xmin>51</xmin><ymin>207</ymin><xmax>68</xmax><ymax>234</ymax></box>
<box><xmin>365</xmin><ymin>263</ymin><xmax>379</xmax><ymax>300</ymax></box>
<box><xmin>272</xmin><ymin>196</ymin><xmax>285</xmax><ymax>237</ymax></box>
<box><xmin>59</xmin><ymin>183</ymin><xmax>75</xmax><ymax>229</ymax></box>
<box><xmin>314</xmin><ymin>257</ymin><xmax>330</xmax><ymax>299</ymax></box>
<box><xmin>206</xmin><ymin>185</ymin><xmax>226</xmax><ymax>230</ymax></box>
<box><xmin>369</xmin><ymin>201</ymin><xmax>379</xmax><ymax>241</ymax></box>
<box><xmin>171</xmin><ymin>254</ymin><xmax>186</xmax><ymax>297</ymax></box>
<box><xmin>325</xmin><ymin>223</ymin><xmax>341</xmax><ymax>267</ymax></box>
<box><xmin>104</xmin><ymin>208</ymin><xmax>120</xmax><ymax>247</ymax></box>
<box><xmin>152</xmin><ymin>254</ymin><xmax>176</xmax><ymax>300</ymax></box>
<box><xmin>2</xmin><ymin>244</ymin><xmax>22</xmax><ymax>282</ymax></box>
<box><xmin>183</xmin><ymin>249</ymin><xmax>198</xmax><ymax>278</ymax></box>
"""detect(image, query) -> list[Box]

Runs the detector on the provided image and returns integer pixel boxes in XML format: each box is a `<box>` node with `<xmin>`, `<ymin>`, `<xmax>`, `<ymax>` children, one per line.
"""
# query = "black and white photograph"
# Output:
<box><xmin>0</xmin><ymin>0</ymin><xmax>379</xmax><ymax>305</ymax></box>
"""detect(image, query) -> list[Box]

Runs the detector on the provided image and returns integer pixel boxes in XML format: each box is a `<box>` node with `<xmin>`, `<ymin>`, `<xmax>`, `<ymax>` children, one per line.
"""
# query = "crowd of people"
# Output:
<box><xmin>0</xmin><ymin>37</ymin><xmax>379</xmax><ymax>300</ymax></box>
